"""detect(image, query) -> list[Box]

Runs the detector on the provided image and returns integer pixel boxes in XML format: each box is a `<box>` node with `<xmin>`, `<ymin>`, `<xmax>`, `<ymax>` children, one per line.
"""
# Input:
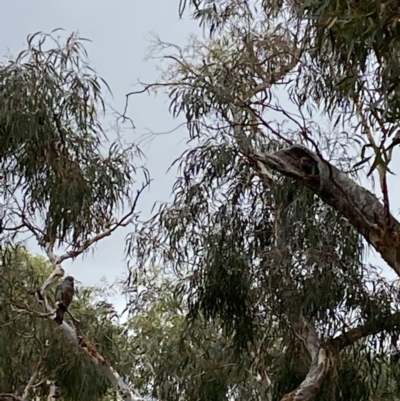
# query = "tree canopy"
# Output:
<box><xmin>0</xmin><ymin>248</ymin><xmax>131</xmax><ymax>401</ymax></box>
<box><xmin>4</xmin><ymin>1</ymin><xmax>400</xmax><ymax>400</ymax></box>
<box><xmin>125</xmin><ymin>0</ymin><xmax>400</xmax><ymax>399</ymax></box>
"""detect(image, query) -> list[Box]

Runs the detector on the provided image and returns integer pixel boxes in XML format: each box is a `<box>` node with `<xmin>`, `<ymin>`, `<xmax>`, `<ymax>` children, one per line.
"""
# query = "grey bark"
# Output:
<box><xmin>252</xmin><ymin>144</ymin><xmax>400</xmax><ymax>277</ymax></box>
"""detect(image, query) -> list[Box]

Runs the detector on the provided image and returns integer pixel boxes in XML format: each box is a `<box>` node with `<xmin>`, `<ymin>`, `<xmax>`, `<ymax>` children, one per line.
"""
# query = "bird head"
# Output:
<box><xmin>63</xmin><ymin>276</ymin><xmax>76</xmax><ymax>289</ymax></box>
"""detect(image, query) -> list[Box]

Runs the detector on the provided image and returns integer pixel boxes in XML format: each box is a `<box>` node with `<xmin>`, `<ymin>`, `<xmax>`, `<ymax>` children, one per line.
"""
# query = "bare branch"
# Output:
<box><xmin>7</xmin><ymin>182</ymin><xmax>149</xmax><ymax>401</ymax></box>
<box><xmin>60</xmin><ymin>322</ymin><xmax>143</xmax><ymax>401</ymax></box>
<box><xmin>39</xmin><ymin>262</ymin><xmax>64</xmax><ymax>298</ymax></box>
<box><xmin>22</xmin><ymin>368</ymin><xmax>39</xmax><ymax>399</ymax></box>
<box><xmin>0</xmin><ymin>31</ymin><xmax>148</xmax><ymax>401</ymax></box>
<box><xmin>329</xmin><ymin>311</ymin><xmax>400</xmax><ymax>354</ymax></box>
<box><xmin>57</xmin><ymin>181</ymin><xmax>150</xmax><ymax>265</ymax></box>
<box><xmin>27</xmin><ymin>184</ymin><xmax>149</xmax><ymax>401</ymax></box>
<box><xmin>10</xmin><ymin>303</ymin><xmax>54</xmax><ymax>319</ymax></box>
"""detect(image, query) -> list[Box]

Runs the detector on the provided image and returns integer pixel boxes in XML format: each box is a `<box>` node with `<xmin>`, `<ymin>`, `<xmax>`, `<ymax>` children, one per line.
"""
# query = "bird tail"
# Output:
<box><xmin>54</xmin><ymin>303</ymin><xmax>67</xmax><ymax>325</ymax></box>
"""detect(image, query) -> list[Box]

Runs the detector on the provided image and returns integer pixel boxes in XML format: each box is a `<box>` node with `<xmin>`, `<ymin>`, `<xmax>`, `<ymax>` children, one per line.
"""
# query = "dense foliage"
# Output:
<box><xmin>0</xmin><ymin>248</ymin><xmax>130</xmax><ymax>401</ymax></box>
<box><xmin>4</xmin><ymin>0</ymin><xmax>400</xmax><ymax>400</ymax></box>
<box><xmin>124</xmin><ymin>0</ymin><xmax>400</xmax><ymax>400</ymax></box>
<box><xmin>0</xmin><ymin>31</ymin><xmax>141</xmax><ymax>247</ymax></box>
<box><xmin>0</xmin><ymin>32</ymin><xmax>145</xmax><ymax>401</ymax></box>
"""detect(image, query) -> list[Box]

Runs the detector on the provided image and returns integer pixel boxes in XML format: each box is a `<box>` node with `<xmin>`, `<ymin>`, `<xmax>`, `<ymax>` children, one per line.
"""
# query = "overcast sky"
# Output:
<box><xmin>1</xmin><ymin>1</ymin><xmax>399</xmax><ymax>311</ymax></box>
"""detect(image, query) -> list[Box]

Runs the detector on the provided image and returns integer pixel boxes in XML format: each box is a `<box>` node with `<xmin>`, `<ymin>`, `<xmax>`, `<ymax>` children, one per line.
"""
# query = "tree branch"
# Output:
<box><xmin>257</xmin><ymin>222</ymin><xmax>328</xmax><ymax>400</ymax></box>
<box><xmin>248</xmin><ymin>143</ymin><xmax>400</xmax><ymax>399</ymax></box>
<box><xmin>252</xmin><ymin>144</ymin><xmax>400</xmax><ymax>277</ymax></box>
<box><xmin>58</xmin><ymin>322</ymin><xmax>143</xmax><ymax>401</ymax></box>
<box><xmin>328</xmin><ymin>311</ymin><xmax>400</xmax><ymax>354</ymax></box>
<box><xmin>275</xmin><ymin>197</ymin><xmax>332</xmax><ymax>401</ymax></box>
<box><xmin>230</xmin><ymin>109</ymin><xmax>333</xmax><ymax>401</ymax></box>
<box><xmin>57</xmin><ymin>181</ymin><xmax>150</xmax><ymax>265</ymax></box>
<box><xmin>0</xmin><ymin>395</ymin><xmax>28</xmax><ymax>401</ymax></box>
<box><xmin>46</xmin><ymin>381</ymin><xmax>59</xmax><ymax>401</ymax></box>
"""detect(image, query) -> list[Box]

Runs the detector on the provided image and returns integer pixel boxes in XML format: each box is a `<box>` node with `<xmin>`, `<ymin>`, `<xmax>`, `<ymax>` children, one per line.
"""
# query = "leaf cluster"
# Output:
<box><xmin>0</xmin><ymin>31</ymin><xmax>141</xmax><ymax>246</ymax></box>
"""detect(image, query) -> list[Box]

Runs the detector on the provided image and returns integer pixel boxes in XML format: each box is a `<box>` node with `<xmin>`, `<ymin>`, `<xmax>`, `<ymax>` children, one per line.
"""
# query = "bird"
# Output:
<box><xmin>54</xmin><ymin>276</ymin><xmax>75</xmax><ymax>324</ymax></box>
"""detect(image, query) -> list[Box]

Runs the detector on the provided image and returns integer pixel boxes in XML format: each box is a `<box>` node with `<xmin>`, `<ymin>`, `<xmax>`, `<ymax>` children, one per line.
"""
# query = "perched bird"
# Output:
<box><xmin>54</xmin><ymin>276</ymin><xmax>75</xmax><ymax>324</ymax></box>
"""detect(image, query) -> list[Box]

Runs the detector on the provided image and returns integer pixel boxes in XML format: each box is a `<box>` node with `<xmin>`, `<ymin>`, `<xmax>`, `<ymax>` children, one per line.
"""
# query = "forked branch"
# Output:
<box><xmin>281</xmin><ymin>319</ymin><xmax>331</xmax><ymax>401</ymax></box>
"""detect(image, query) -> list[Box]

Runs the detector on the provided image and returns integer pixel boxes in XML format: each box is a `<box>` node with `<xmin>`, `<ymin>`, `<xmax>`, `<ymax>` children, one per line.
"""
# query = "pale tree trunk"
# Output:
<box><xmin>245</xmin><ymin>143</ymin><xmax>400</xmax><ymax>400</ymax></box>
<box><xmin>46</xmin><ymin>381</ymin><xmax>59</xmax><ymax>401</ymax></box>
<box><xmin>228</xmin><ymin>109</ymin><xmax>400</xmax><ymax>399</ymax></box>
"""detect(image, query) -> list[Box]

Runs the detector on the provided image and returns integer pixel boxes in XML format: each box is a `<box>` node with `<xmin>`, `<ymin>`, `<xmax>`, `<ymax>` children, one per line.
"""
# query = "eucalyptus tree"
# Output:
<box><xmin>0</xmin><ymin>248</ymin><xmax>131</xmax><ymax>401</ymax></box>
<box><xmin>125</xmin><ymin>1</ymin><xmax>400</xmax><ymax>399</ymax></box>
<box><xmin>122</xmin><ymin>264</ymin><xmax>277</xmax><ymax>401</ymax></box>
<box><xmin>0</xmin><ymin>31</ymin><xmax>148</xmax><ymax>401</ymax></box>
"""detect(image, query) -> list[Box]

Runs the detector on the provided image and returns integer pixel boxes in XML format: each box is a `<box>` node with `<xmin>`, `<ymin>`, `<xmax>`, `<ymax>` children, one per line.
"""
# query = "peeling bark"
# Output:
<box><xmin>252</xmin><ymin>145</ymin><xmax>400</xmax><ymax>277</ymax></box>
<box><xmin>244</xmin><ymin>144</ymin><xmax>400</xmax><ymax>400</ymax></box>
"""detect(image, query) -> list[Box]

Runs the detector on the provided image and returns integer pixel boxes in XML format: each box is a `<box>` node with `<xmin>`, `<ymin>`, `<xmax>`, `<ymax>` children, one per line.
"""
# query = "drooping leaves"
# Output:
<box><xmin>0</xmin><ymin>31</ymin><xmax>141</xmax><ymax>246</ymax></box>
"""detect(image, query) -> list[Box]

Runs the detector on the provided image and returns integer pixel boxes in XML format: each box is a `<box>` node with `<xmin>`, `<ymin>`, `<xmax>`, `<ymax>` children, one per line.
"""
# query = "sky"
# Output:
<box><xmin>1</xmin><ymin>0</ymin><xmax>399</xmax><ymax>312</ymax></box>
